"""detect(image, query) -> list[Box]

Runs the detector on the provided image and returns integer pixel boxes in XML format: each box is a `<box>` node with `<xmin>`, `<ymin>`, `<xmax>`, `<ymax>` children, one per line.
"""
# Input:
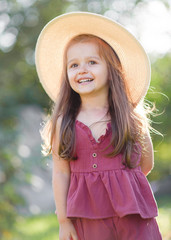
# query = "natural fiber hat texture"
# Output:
<box><xmin>35</xmin><ymin>11</ymin><xmax>151</xmax><ymax>105</ymax></box>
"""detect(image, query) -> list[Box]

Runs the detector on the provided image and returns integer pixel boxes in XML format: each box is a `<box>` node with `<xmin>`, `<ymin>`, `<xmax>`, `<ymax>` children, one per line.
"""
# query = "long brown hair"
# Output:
<box><xmin>40</xmin><ymin>34</ymin><xmax>159</xmax><ymax>168</ymax></box>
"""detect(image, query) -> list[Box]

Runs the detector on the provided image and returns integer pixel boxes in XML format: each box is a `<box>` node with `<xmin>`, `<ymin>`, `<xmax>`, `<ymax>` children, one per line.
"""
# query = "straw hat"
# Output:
<box><xmin>35</xmin><ymin>12</ymin><xmax>151</xmax><ymax>105</ymax></box>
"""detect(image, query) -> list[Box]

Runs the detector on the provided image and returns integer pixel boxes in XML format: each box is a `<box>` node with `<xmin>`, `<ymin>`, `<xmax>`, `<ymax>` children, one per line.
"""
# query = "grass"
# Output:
<box><xmin>157</xmin><ymin>208</ymin><xmax>171</xmax><ymax>240</ymax></box>
<box><xmin>156</xmin><ymin>196</ymin><xmax>171</xmax><ymax>240</ymax></box>
<box><xmin>2</xmin><ymin>214</ymin><xmax>59</xmax><ymax>240</ymax></box>
<box><xmin>1</xmin><ymin>197</ymin><xmax>171</xmax><ymax>240</ymax></box>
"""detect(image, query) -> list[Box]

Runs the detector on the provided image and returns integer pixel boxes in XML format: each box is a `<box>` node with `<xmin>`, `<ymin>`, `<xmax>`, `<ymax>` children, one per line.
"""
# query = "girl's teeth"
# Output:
<box><xmin>79</xmin><ymin>79</ymin><xmax>93</xmax><ymax>83</ymax></box>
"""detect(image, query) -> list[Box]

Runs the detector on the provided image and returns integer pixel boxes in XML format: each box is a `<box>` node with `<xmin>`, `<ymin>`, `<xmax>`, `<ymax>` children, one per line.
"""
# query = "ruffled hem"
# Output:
<box><xmin>67</xmin><ymin>169</ymin><xmax>158</xmax><ymax>219</ymax></box>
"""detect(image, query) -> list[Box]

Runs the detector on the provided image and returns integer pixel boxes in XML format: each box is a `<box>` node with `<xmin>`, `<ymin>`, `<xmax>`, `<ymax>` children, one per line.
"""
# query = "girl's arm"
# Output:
<box><xmin>140</xmin><ymin>128</ymin><xmax>154</xmax><ymax>176</ymax></box>
<box><xmin>52</xmin><ymin>156</ymin><xmax>71</xmax><ymax>223</ymax></box>
<box><xmin>52</xmin><ymin>131</ymin><xmax>78</xmax><ymax>239</ymax></box>
<box><xmin>52</xmin><ymin>117</ymin><xmax>71</xmax><ymax>223</ymax></box>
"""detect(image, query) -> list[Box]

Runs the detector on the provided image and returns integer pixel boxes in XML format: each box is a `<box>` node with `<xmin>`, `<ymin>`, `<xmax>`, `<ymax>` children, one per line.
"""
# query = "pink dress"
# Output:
<box><xmin>66</xmin><ymin>120</ymin><xmax>162</xmax><ymax>239</ymax></box>
<box><xmin>67</xmin><ymin>120</ymin><xmax>158</xmax><ymax>219</ymax></box>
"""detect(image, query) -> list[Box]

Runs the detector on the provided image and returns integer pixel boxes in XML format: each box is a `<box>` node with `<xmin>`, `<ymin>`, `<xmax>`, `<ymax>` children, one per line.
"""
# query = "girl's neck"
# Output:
<box><xmin>80</xmin><ymin>93</ymin><xmax>108</xmax><ymax>112</ymax></box>
<box><xmin>77</xmin><ymin>94</ymin><xmax>110</xmax><ymax>126</ymax></box>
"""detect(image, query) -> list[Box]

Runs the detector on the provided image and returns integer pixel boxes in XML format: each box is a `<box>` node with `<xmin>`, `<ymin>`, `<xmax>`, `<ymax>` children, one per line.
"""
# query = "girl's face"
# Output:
<box><xmin>66</xmin><ymin>41</ymin><xmax>109</xmax><ymax>97</ymax></box>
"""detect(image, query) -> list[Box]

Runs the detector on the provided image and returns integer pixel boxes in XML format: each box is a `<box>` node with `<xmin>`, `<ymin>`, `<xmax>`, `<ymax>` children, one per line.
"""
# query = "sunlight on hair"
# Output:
<box><xmin>39</xmin><ymin>114</ymin><xmax>52</xmax><ymax>156</ymax></box>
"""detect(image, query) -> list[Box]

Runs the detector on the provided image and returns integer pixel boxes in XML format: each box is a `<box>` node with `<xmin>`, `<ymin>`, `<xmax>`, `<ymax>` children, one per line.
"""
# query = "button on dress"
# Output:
<box><xmin>66</xmin><ymin>120</ymin><xmax>158</xmax><ymax>220</ymax></box>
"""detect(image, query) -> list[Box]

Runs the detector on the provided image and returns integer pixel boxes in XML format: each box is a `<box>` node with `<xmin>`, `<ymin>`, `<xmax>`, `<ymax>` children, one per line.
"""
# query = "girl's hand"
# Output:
<box><xmin>59</xmin><ymin>218</ymin><xmax>78</xmax><ymax>240</ymax></box>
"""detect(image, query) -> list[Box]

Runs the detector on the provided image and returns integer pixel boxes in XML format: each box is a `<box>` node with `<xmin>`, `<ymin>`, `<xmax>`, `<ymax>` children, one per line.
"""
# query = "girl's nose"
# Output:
<box><xmin>79</xmin><ymin>63</ymin><xmax>88</xmax><ymax>74</ymax></box>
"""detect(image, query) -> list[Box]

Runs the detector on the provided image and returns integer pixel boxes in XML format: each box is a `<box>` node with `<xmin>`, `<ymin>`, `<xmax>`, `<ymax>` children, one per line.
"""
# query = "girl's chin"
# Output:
<box><xmin>76</xmin><ymin>88</ymin><xmax>95</xmax><ymax>95</ymax></box>
<box><xmin>72</xmin><ymin>86</ymin><xmax>95</xmax><ymax>95</ymax></box>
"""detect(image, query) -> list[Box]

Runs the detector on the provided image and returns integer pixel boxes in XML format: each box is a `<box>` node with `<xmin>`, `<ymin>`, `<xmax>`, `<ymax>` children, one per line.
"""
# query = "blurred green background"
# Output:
<box><xmin>0</xmin><ymin>0</ymin><xmax>171</xmax><ymax>239</ymax></box>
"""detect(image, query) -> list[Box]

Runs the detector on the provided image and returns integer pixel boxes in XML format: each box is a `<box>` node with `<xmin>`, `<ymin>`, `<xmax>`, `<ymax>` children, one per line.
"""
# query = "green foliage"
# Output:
<box><xmin>12</xmin><ymin>214</ymin><xmax>59</xmax><ymax>240</ymax></box>
<box><xmin>0</xmin><ymin>136</ymin><xmax>25</xmax><ymax>238</ymax></box>
<box><xmin>146</xmin><ymin>53</ymin><xmax>171</xmax><ymax>181</ymax></box>
<box><xmin>0</xmin><ymin>0</ymin><xmax>75</xmax><ymax>237</ymax></box>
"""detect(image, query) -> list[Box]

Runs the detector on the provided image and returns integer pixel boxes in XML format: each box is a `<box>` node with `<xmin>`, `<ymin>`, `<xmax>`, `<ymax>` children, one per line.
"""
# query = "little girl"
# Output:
<box><xmin>35</xmin><ymin>12</ymin><xmax>162</xmax><ymax>240</ymax></box>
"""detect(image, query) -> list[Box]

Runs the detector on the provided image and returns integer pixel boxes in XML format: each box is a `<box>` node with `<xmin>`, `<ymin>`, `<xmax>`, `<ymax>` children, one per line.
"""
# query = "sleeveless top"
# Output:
<box><xmin>66</xmin><ymin>120</ymin><xmax>158</xmax><ymax>219</ymax></box>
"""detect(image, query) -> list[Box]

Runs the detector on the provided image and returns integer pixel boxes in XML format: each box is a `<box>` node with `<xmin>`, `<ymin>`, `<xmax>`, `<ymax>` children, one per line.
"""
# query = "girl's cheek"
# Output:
<box><xmin>69</xmin><ymin>68</ymin><xmax>79</xmax><ymax>77</ymax></box>
<box><xmin>67</xmin><ymin>71</ymin><xmax>75</xmax><ymax>82</ymax></box>
<box><xmin>68</xmin><ymin>68</ymin><xmax>76</xmax><ymax>74</ymax></box>
<box><xmin>67</xmin><ymin>68</ymin><xmax>72</xmax><ymax>76</ymax></box>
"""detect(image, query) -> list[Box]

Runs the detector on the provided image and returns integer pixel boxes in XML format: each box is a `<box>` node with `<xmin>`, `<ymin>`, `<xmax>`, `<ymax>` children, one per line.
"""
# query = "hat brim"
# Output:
<box><xmin>35</xmin><ymin>12</ymin><xmax>151</xmax><ymax>105</ymax></box>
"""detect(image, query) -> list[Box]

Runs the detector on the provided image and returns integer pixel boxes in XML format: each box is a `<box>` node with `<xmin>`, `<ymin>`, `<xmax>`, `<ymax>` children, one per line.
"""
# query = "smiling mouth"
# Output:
<box><xmin>78</xmin><ymin>79</ymin><xmax>94</xmax><ymax>83</ymax></box>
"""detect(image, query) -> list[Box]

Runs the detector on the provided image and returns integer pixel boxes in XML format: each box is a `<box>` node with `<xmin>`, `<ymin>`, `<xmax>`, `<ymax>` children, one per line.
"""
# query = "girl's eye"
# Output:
<box><xmin>70</xmin><ymin>63</ymin><xmax>78</xmax><ymax>68</ymax></box>
<box><xmin>89</xmin><ymin>61</ymin><xmax>96</xmax><ymax>65</ymax></box>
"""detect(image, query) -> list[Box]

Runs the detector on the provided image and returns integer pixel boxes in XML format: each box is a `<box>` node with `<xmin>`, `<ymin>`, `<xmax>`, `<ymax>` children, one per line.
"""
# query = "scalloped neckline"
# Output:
<box><xmin>75</xmin><ymin>120</ymin><xmax>111</xmax><ymax>145</ymax></box>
